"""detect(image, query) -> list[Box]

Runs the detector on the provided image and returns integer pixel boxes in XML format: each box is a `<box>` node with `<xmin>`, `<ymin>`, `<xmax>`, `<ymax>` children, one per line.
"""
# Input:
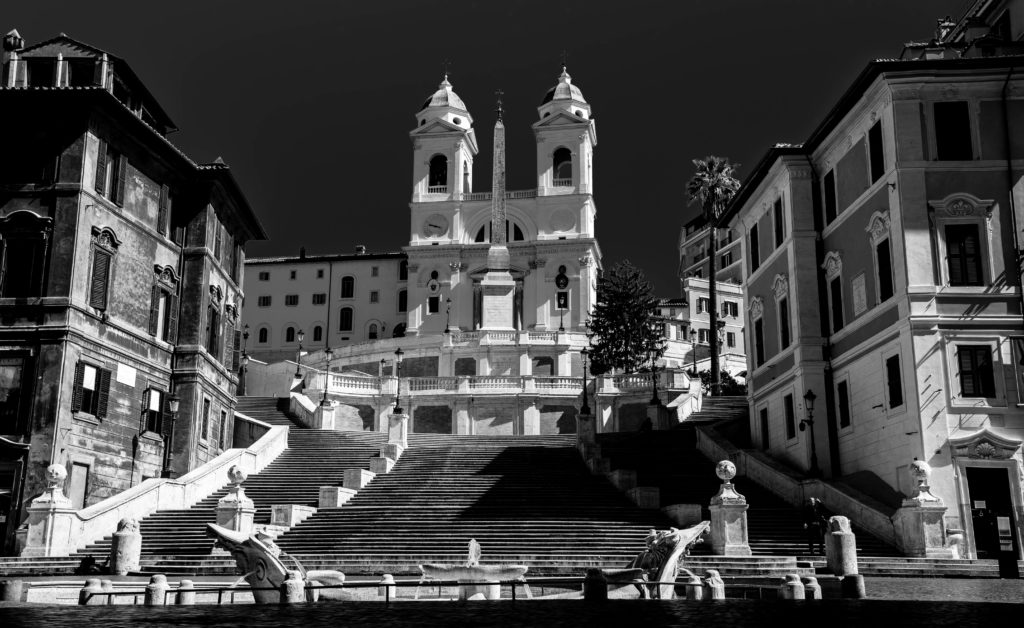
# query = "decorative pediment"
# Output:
<box><xmin>772</xmin><ymin>273</ymin><xmax>789</xmax><ymax>300</ymax></box>
<box><xmin>821</xmin><ymin>251</ymin><xmax>842</xmax><ymax>279</ymax></box>
<box><xmin>153</xmin><ymin>264</ymin><xmax>178</xmax><ymax>285</ymax></box>
<box><xmin>929</xmin><ymin>193</ymin><xmax>994</xmax><ymax>219</ymax></box>
<box><xmin>748</xmin><ymin>296</ymin><xmax>764</xmax><ymax>320</ymax></box>
<box><xmin>865</xmin><ymin>210</ymin><xmax>891</xmax><ymax>244</ymax></box>
<box><xmin>533</xmin><ymin>111</ymin><xmax>587</xmax><ymax>128</ymax></box>
<box><xmin>90</xmin><ymin>226</ymin><xmax>121</xmax><ymax>250</ymax></box>
<box><xmin>410</xmin><ymin>118</ymin><xmax>466</xmax><ymax>136</ymax></box>
<box><xmin>949</xmin><ymin>428</ymin><xmax>1021</xmax><ymax>460</ymax></box>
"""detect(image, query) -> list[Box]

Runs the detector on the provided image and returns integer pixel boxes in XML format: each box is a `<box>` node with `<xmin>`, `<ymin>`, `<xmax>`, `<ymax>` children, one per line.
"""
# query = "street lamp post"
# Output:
<box><xmin>239</xmin><ymin>325</ymin><xmax>250</xmax><ymax>396</ymax></box>
<box><xmin>294</xmin><ymin>329</ymin><xmax>305</xmax><ymax>378</ymax></box>
<box><xmin>320</xmin><ymin>346</ymin><xmax>334</xmax><ymax>407</ymax></box>
<box><xmin>580</xmin><ymin>348</ymin><xmax>591</xmax><ymax>416</ymax></box>
<box><xmin>160</xmin><ymin>393</ymin><xmax>181</xmax><ymax>478</ymax></box>
<box><xmin>393</xmin><ymin>348</ymin><xmax>405</xmax><ymax>414</ymax></box>
<box><xmin>689</xmin><ymin>328</ymin><xmax>698</xmax><ymax>376</ymax></box>
<box><xmin>649</xmin><ymin>349</ymin><xmax>660</xmax><ymax>407</ymax></box>
<box><xmin>444</xmin><ymin>297</ymin><xmax>452</xmax><ymax>333</ymax></box>
<box><xmin>799</xmin><ymin>389</ymin><xmax>820</xmax><ymax>477</ymax></box>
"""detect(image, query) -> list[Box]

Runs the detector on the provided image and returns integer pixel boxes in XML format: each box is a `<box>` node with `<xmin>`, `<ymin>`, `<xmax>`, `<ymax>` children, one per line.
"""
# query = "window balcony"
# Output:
<box><xmin>426</xmin><ymin>185</ymin><xmax>448</xmax><ymax>194</ymax></box>
<box><xmin>552</xmin><ymin>178</ymin><xmax>572</xmax><ymax>187</ymax></box>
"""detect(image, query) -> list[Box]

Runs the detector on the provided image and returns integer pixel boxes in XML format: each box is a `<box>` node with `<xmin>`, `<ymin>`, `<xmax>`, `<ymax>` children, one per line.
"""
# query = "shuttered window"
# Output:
<box><xmin>823</xmin><ymin>170</ymin><xmax>837</xmax><ymax>224</ymax></box>
<box><xmin>89</xmin><ymin>249</ymin><xmax>112</xmax><ymax>310</ymax></box>
<box><xmin>784</xmin><ymin>394</ymin><xmax>796</xmax><ymax>440</ymax></box>
<box><xmin>207</xmin><ymin>305</ymin><xmax>221</xmax><ymax>361</ymax></box>
<box><xmin>754</xmin><ymin>319</ymin><xmax>765</xmax><ymax>367</ymax></box>
<box><xmin>886</xmin><ymin>354</ymin><xmax>903</xmax><ymax>409</ymax></box>
<box><xmin>946</xmin><ymin>224</ymin><xmax>983</xmax><ymax>286</ymax></box>
<box><xmin>71</xmin><ymin>362</ymin><xmax>111</xmax><ymax>418</ymax></box>
<box><xmin>157</xmin><ymin>184</ymin><xmax>170</xmax><ymax>236</ymax></box>
<box><xmin>830</xmin><ymin>277</ymin><xmax>844</xmax><ymax>333</ymax></box>
<box><xmin>876</xmin><ymin>238</ymin><xmax>894</xmax><ymax>301</ymax></box>
<box><xmin>957</xmin><ymin>345</ymin><xmax>996</xmax><ymax>398</ymax></box>
<box><xmin>869</xmin><ymin>121</ymin><xmax>885</xmax><ymax>182</ymax></box>
<box><xmin>749</xmin><ymin>224</ymin><xmax>760</xmax><ymax>272</ymax></box>
<box><xmin>837</xmin><ymin>381</ymin><xmax>851</xmax><ymax>428</ymax></box>
<box><xmin>778</xmin><ymin>297</ymin><xmax>791</xmax><ymax>349</ymax></box>
<box><xmin>148</xmin><ymin>284</ymin><xmax>178</xmax><ymax>342</ymax></box>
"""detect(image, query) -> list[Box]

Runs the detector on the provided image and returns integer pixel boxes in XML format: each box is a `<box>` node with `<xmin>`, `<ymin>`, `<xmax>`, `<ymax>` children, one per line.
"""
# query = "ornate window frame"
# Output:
<box><xmin>822</xmin><ymin>251</ymin><xmax>844</xmax><ymax>334</ymax></box>
<box><xmin>749</xmin><ymin>296</ymin><xmax>765</xmax><ymax>368</ymax></box>
<box><xmin>945</xmin><ymin>335</ymin><xmax>1005</xmax><ymax>408</ymax></box>
<box><xmin>88</xmin><ymin>226</ymin><xmax>121</xmax><ymax>311</ymax></box>
<box><xmin>865</xmin><ymin>210</ymin><xmax>894</xmax><ymax>305</ymax></box>
<box><xmin>773</xmin><ymin>273</ymin><xmax>791</xmax><ymax>351</ymax></box>
<box><xmin>929</xmin><ymin>193</ymin><xmax>995</xmax><ymax>289</ymax></box>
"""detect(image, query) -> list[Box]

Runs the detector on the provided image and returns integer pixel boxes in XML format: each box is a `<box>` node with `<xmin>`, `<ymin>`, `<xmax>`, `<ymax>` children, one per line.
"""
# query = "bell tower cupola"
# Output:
<box><xmin>410</xmin><ymin>75</ymin><xmax>478</xmax><ymax>201</ymax></box>
<box><xmin>533</xmin><ymin>66</ymin><xmax>597</xmax><ymax>196</ymax></box>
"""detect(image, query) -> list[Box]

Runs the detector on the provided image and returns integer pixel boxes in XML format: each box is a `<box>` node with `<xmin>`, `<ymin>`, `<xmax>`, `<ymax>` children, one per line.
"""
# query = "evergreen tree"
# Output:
<box><xmin>586</xmin><ymin>260</ymin><xmax>665</xmax><ymax>375</ymax></box>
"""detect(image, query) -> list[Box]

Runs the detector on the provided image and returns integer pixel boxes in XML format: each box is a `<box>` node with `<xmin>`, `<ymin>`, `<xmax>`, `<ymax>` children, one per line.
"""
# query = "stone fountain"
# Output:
<box><xmin>606</xmin><ymin>521</ymin><xmax>711</xmax><ymax>599</ymax></box>
<box><xmin>419</xmin><ymin>539</ymin><xmax>528</xmax><ymax>600</ymax></box>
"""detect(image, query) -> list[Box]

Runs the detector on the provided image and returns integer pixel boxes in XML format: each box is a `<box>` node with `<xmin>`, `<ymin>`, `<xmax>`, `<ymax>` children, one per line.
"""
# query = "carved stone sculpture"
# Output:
<box><xmin>622</xmin><ymin>521</ymin><xmax>711</xmax><ymax>599</ymax></box>
<box><xmin>420</xmin><ymin>539</ymin><xmax>528</xmax><ymax>601</ymax></box>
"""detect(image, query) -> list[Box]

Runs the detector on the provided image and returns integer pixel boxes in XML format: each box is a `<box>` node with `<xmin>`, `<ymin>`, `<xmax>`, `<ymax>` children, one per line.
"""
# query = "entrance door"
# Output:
<box><xmin>68</xmin><ymin>462</ymin><xmax>90</xmax><ymax>510</ymax></box>
<box><xmin>966</xmin><ymin>466</ymin><xmax>1020</xmax><ymax>577</ymax></box>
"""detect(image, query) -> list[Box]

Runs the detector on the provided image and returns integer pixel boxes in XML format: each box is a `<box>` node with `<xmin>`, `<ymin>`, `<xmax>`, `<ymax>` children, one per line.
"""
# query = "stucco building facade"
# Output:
<box><xmin>723</xmin><ymin>1</ymin><xmax>1024</xmax><ymax>564</ymax></box>
<box><xmin>0</xmin><ymin>31</ymin><xmax>264</xmax><ymax>553</ymax></box>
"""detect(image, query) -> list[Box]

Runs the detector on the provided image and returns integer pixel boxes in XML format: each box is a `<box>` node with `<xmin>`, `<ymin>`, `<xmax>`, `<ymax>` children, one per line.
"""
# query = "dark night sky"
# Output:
<box><xmin>7</xmin><ymin>0</ymin><xmax>967</xmax><ymax>294</ymax></box>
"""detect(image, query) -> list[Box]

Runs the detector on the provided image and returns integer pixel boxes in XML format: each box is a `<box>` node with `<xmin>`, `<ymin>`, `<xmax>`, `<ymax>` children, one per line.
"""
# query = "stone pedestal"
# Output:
<box><xmin>627</xmin><ymin>487</ymin><xmax>660</xmax><ymax>509</ymax></box>
<box><xmin>145</xmin><ymin>574</ymin><xmax>169</xmax><ymax>606</ymax></box>
<box><xmin>22</xmin><ymin>465</ymin><xmax>78</xmax><ymax>558</ymax></box>
<box><xmin>708</xmin><ymin>460</ymin><xmax>752</xmax><ymax>556</ymax></box>
<box><xmin>344</xmin><ymin>469</ymin><xmax>376</xmax><ymax>490</ymax></box>
<box><xmin>606</xmin><ymin>469</ymin><xmax>637</xmax><ymax>492</ymax></box>
<box><xmin>314</xmin><ymin>405</ymin><xmax>335</xmax><ymax>430</ymax></box>
<box><xmin>662</xmin><ymin>504</ymin><xmax>703</xmax><ymax>528</ymax></box>
<box><xmin>460</xmin><ymin>581</ymin><xmax>501</xmax><ymax>601</ymax></box>
<box><xmin>388</xmin><ymin>413</ymin><xmax>409</xmax><ymax>449</ymax></box>
<box><xmin>893</xmin><ymin>460</ymin><xmax>954</xmax><ymax>558</ymax></box>
<box><xmin>583</xmin><ymin>568</ymin><xmax>608</xmax><ymax>602</ymax></box>
<box><xmin>319</xmin><ymin>486</ymin><xmax>356</xmax><ymax>508</ymax></box>
<box><xmin>779</xmin><ymin>574</ymin><xmax>805</xmax><ymax>600</ymax></box>
<box><xmin>370</xmin><ymin>456</ymin><xmax>395</xmax><ymax>474</ymax></box>
<box><xmin>577</xmin><ymin>412</ymin><xmax>597</xmax><ymax>451</ymax></box>
<box><xmin>522</xmin><ymin>401</ymin><xmax>540</xmax><ymax>435</ymax></box>
<box><xmin>480</xmin><ymin>248</ymin><xmax>516</xmax><ymax>331</ymax></box>
<box><xmin>825</xmin><ymin>516</ymin><xmax>859</xmax><ymax>576</ymax></box>
<box><xmin>380</xmin><ymin>443</ymin><xmax>404</xmax><ymax>461</ymax></box>
<box><xmin>216</xmin><ymin>466</ymin><xmax>256</xmax><ymax>535</ymax></box>
<box><xmin>109</xmin><ymin>518</ymin><xmax>141</xmax><ymax>576</ymax></box>
<box><xmin>271</xmin><ymin>505</ymin><xmax>317</xmax><ymax>527</ymax></box>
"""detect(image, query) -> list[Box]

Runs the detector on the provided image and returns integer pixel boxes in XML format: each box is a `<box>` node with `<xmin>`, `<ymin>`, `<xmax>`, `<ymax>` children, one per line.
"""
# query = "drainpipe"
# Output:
<box><xmin>804</xmin><ymin>155</ymin><xmax>842</xmax><ymax>478</ymax></box>
<box><xmin>1001</xmin><ymin>67</ymin><xmax>1024</xmax><ymax>317</ymax></box>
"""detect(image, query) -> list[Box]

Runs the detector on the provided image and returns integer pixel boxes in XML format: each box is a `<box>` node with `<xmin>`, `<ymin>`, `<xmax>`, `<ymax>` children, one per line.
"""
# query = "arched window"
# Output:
<box><xmin>398</xmin><ymin>289</ymin><xmax>408</xmax><ymax>312</ymax></box>
<box><xmin>339</xmin><ymin>307</ymin><xmax>353</xmax><ymax>331</ymax></box>
<box><xmin>313</xmin><ymin>325</ymin><xmax>323</xmax><ymax>342</ymax></box>
<box><xmin>285</xmin><ymin>326</ymin><xmax>295</xmax><ymax>343</ymax></box>
<box><xmin>474</xmin><ymin>220</ymin><xmax>526</xmax><ymax>243</ymax></box>
<box><xmin>399</xmin><ymin>260</ymin><xmax>408</xmax><ymax>281</ymax></box>
<box><xmin>258</xmin><ymin>327</ymin><xmax>269</xmax><ymax>343</ymax></box>
<box><xmin>341</xmin><ymin>276</ymin><xmax>354</xmax><ymax>299</ymax></box>
<box><xmin>463</xmin><ymin>160</ymin><xmax>470</xmax><ymax>191</ymax></box>
<box><xmin>428</xmin><ymin>155</ymin><xmax>448</xmax><ymax>191</ymax></box>
<box><xmin>368</xmin><ymin>323</ymin><xmax>378</xmax><ymax>340</ymax></box>
<box><xmin>553</xmin><ymin>147</ymin><xmax>572</xmax><ymax>185</ymax></box>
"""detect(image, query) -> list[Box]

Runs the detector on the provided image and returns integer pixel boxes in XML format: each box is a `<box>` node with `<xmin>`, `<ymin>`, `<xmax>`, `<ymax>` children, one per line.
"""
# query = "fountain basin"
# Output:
<box><xmin>419</xmin><ymin>564</ymin><xmax>528</xmax><ymax>600</ymax></box>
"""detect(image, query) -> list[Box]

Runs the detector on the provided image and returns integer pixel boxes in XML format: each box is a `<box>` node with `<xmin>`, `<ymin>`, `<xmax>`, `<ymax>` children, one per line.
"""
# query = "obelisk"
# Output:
<box><xmin>480</xmin><ymin>92</ymin><xmax>516</xmax><ymax>330</ymax></box>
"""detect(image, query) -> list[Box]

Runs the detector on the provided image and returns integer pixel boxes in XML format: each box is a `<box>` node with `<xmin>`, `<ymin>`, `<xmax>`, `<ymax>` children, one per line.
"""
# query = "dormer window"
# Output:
<box><xmin>26</xmin><ymin>58</ymin><xmax>56</xmax><ymax>87</ymax></box>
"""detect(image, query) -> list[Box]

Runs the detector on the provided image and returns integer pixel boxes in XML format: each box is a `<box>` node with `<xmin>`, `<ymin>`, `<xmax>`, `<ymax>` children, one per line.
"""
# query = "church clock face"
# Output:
<box><xmin>422</xmin><ymin>213</ymin><xmax>449</xmax><ymax>238</ymax></box>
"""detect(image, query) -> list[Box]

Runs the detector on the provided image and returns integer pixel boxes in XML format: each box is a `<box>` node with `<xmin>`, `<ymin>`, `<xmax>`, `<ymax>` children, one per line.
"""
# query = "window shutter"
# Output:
<box><xmin>89</xmin><ymin>249</ymin><xmax>111</xmax><ymax>310</ymax></box>
<box><xmin>157</xmin><ymin>184</ymin><xmax>169</xmax><ymax>236</ymax></box>
<box><xmin>71</xmin><ymin>362</ymin><xmax>85</xmax><ymax>412</ymax></box>
<box><xmin>232</xmin><ymin>329</ymin><xmax>242</xmax><ymax>371</ymax></box>
<box><xmin>963</xmin><ymin>230</ymin><xmax>981</xmax><ymax>285</ymax></box>
<box><xmin>94</xmin><ymin>140</ymin><xmax>107</xmax><ymax>193</ymax></box>
<box><xmin>721</xmin><ymin>303</ymin><xmax>728</xmax><ymax>318</ymax></box>
<box><xmin>148</xmin><ymin>285</ymin><xmax>161</xmax><ymax>335</ymax></box>
<box><xmin>139</xmin><ymin>389</ymin><xmax>150</xmax><ymax>433</ymax></box>
<box><xmin>96</xmin><ymin>368</ymin><xmax>111</xmax><ymax>419</ymax></box>
<box><xmin>222</xmin><ymin>318</ymin><xmax>234</xmax><ymax>366</ymax></box>
<box><xmin>167</xmin><ymin>293</ymin><xmax>179</xmax><ymax>344</ymax></box>
<box><xmin>114</xmin><ymin>155</ymin><xmax>127</xmax><ymax>205</ymax></box>
<box><xmin>957</xmin><ymin>348</ymin><xmax>975</xmax><ymax>396</ymax></box>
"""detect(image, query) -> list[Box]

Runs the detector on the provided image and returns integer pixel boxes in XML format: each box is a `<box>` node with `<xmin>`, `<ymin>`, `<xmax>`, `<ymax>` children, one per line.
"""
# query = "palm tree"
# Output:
<box><xmin>686</xmin><ymin>157</ymin><xmax>741</xmax><ymax>396</ymax></box>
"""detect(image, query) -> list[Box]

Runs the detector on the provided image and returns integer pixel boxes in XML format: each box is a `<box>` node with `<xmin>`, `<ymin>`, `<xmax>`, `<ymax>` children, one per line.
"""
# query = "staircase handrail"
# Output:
<box><xmin>693</xmin><ymin>423</ymin><xmax>900</xmax><ymax>549</ymax></box>
<box><xmin>61</xmin><ymin>425</ymin><xmax>289</xmax><ymax>557</ymax></box>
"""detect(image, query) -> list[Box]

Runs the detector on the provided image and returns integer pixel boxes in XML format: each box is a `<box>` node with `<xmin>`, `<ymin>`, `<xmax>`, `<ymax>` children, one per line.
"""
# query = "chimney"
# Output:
<box><xmin>355</xmin><ymin>245</ymin><xmax>366</xmax><ymax>255</ymax></box>
<box><xmin>299</xmin><ymin>246</ymin><xmax>306</xmax><ymax>259</ymax></box>
<box><xmin>2</xmin><ymin>29</ymin><xmax>23</xmax><ymax>77</ymax></box>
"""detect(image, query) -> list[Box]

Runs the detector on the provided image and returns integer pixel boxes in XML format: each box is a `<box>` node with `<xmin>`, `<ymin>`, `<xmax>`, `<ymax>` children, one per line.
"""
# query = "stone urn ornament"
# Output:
<box><xmin>711</xmin><ymin>460</ymin><xmax>745</xmax><ymax>504</ymax></box>
<box><xmin>224</xmin><ymin>465</ymin><xmax>249</xmax><ymax>502</ymax></box>
<box><xmin>907</xmin><ymin>460</ymin><xmax>940</xmax><ymax>503</ymax></box>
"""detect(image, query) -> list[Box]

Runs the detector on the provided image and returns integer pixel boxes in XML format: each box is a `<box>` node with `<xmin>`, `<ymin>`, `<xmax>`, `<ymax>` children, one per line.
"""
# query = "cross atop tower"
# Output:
<box><xmin>441</xmin><ymin>58</ymin><xmax>451</xmax><ymax>80</ymax></box>
<box><xmin>560</xmin><ymin>49</ymin><xmax>569</xmax><ymax>69</ymax></box>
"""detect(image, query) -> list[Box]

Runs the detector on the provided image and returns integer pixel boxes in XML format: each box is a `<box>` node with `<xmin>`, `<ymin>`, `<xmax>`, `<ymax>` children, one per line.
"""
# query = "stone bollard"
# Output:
<box><xmin>145</xmin><ymin>574</ymin><xmax>169</xmax><ymax>606</ymax></box>
<box><xmin>378</xmin><ymin>574</ymin><xmax>396</xmax><ymax>600</ymax></box>
<box><xmin>109</xmin><ymin>517</ymin><xmax>142</xmax><ymax>576</ymax></box>
<box><xmin>825</xmin><ymin>516</ymin><xmax>859</xmax><ymax>576</ymax></box>
<box><xmin>684</xmin><ymin>573</ymin><xmax>704</xmax><ymax>600</ymax></box>
<box><xmin>101</xmin><ymin>580</ymin><xmax>114</xmax><ymax>605</ymax></box>
<box><xmin>801</xmin><ymin>576</ymin><xmax>822</xmax><ymax>600</ymax></box>
<box><xmin>840</xmin><ymin>574</ymin><xmax>866</xmax><ymax>599</ymax></box>
<box><xmin>176</xmin><ymin>579</ymin><xmax>196</xmax><ymax>605</ymax></box>
<box><xmin>280</xmin><ymin>570</ymin><xmax>305</xmax><ymax>604</ymax></box>
<box><xmin>778</xmin><ymin>574</ymin><xmax>805</xmax><ymax>600</ymax></box>
<box><xmin>583</xmin><ymin>568</ymin><xmax>607</xmax><ymax>602</ymax></box>
<box><xmin>78</xmin><ymin>578</ymin><xmax>104</xmax><ymax>605</ymax></box>
<box><xmin>703</xmin><ymin>569</ymin><xmax>725</xmax><ymax>600</ymax></box>
<box><xmin>0</xmin><ymin>579</ymin><xmax>24</xmax><ymax>603</ymax></box>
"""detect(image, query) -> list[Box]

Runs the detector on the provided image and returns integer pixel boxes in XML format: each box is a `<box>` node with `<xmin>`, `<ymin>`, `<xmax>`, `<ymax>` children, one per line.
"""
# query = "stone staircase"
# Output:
<box><xmin>272</xmin><ymin>433</ymin><xmax>673</xmax><ymax>575</ymax></box>
<box><xmin>681</xmin><ymin>395</ymin><xmax>751</xmax><ymax>425</ymax></box>
<box><xmin>234</xmin><ymin>396</ymin><xmax>304</xmax><ymax>427</ymax></box>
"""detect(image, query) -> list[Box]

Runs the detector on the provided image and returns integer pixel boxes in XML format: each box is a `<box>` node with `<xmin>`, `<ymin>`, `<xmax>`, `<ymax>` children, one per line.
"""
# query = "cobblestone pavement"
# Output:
<box><xmin>864</xmin><ymin>577</ymin><xmax>1024</xmax><ymax>603</ymax></box>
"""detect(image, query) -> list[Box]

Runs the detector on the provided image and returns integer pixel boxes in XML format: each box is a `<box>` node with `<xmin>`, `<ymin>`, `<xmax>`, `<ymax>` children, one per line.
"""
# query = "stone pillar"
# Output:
<box><xmin>216</xmin><ymin>466</ymin><xmax>256</xmax><ymax>535</ymax></box>
<box><xmin>702</xmin><ymin>570</ymin><xmax>725</xmax><ymax>600</ymax></box>
<box><xmin>824</xmin><ymin>516</ymin><xmax>858</xmax><ymax>576</ymax></box>
<box><xmin>708</xmin><ymin>460</ymin><xmax>752</xmax><ymax>556</ymax></box>
<box><xmin>388</xmin><ymin>412</ymin><xmax>409</xmax><ymax>449</ymax></box>
<box><xmin>176</xmin><ymin>579</ymin><xmax>196</xmax><ymax>605</ymax></box>
<box><xmin>522</xmin><ymin>398</ymin><xmax>540</xmax><ymax>435</ymax></box>
<box><xmin>78</xmin><ymin>578</ymin><xmax>104</xmax><ymax>606</ymax></box>
<box><xmin>893</xmin><ymin>461</ymin><xmax>954</xmax><ymax>558</ymax></box>
<box><xmin>684</xmin><ymin>573</ymin><xmax>703</xmax><ymax>600</ymax></box>
<box><xmin>583</xmin><ymin>568</ymin><xmax>607</xmax><ymax>602</ymax></box>
<box><xmin>455</xmin><ymin>398</ymin><xmax>471</xmax><ymax>434</ymax></box>
<box><xmin>801</xmin><ymin>576</ymin><xmax>821</xmax><ymax>600</ymax></box>
<box><xmin>778</xmin><ymin>574</ymin><xmax>805</xmax><ymax>600</ymax></box>
<box><xmin>315</xmin><ymin>404</ymin><xmax>335</xmax><ymax>430</ymax></box>
<box><xmin>22</xmin><ymin>465</ymin><xmax>78</xmax><ymax>557</ymax></box>
<box><xmin>576</xmin><ymin>410</ymin><xmax>597</xmax><ymax>452</ymax></box>
<box><xmin>144</xmin><ymin>574</ymin><xmax>169</xmax><ymax>606</ymax></box>
<box><xmin>108</xmin><ymin>518</ymin><xmax>142</xmax><ymax>576</ymax></box>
